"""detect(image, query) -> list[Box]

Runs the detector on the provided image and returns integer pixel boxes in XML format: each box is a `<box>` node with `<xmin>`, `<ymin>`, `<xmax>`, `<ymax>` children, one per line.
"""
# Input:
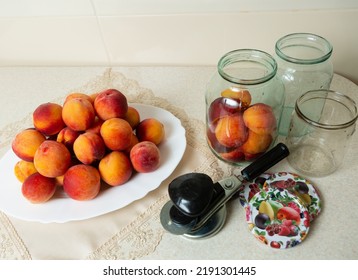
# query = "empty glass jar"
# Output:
<box><xmin>286</xmin><ymin>89</ymin><xmax>358</xmax><ymax>177</ymax></box>
<box><xmin>275</xmin><ymin>33</ymin><xmax>333</xmax><ymax>135</ymax></box>
<box><xmin>205</xmin><ymin>49</ymin><xmax>285</xmax><ymax>166</ymax></box>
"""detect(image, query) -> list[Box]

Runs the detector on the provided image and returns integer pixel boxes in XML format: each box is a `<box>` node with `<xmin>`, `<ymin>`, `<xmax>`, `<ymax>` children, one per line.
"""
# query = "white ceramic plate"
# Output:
<box><xmin>0</xmin><ymin>103</ymin><xmax>186</xmax><ymax>223</ymax></box>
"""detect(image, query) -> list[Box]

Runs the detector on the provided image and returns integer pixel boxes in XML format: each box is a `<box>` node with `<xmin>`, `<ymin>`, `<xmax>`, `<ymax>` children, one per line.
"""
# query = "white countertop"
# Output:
<box><xmin>0</xmin><ymin>66</ymin><xmax>357</xmax><ymax>260</ymax></box>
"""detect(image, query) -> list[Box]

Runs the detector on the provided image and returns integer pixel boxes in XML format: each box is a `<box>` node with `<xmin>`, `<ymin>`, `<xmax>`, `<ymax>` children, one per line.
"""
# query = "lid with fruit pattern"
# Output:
<box><xmin>264</xmin><ymin>172</ymin><xmax>322</xmax><ymax>222</ymax></box>
<box><xmin>239</xmin><ymin>172</ymin><xmax>321</xmax><ymax>222</ymax></box>
<box><xmin>246</xmin><ymin>186</ymin><xmax>310</xmax><ymax>249</ymax></box>
<box><xmin>238</xmin><ymin>173</ymin><xmax>272</xmax><ymax>208</ymax></box>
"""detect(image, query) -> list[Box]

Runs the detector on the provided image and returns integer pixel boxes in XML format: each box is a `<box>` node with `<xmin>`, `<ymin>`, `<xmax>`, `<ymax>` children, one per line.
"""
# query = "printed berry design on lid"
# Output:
<box><xmin>239</xmin><ymin>172</ymin><xmax>321</xmax><ymax>222</ymax></box>
<box><xmin>246</xmin><ymin>187</ymin><xmax>310</xmax><ymax>249</ymax></box>
<box><xmin>263</xmin><ymin>172</ymin><xmax>322</xmax><ymax>222</ymax></box>
<box><xmin>239</xmin><ymin>173</ymin><xmax>271</xmax><ymax>207</ymax></box>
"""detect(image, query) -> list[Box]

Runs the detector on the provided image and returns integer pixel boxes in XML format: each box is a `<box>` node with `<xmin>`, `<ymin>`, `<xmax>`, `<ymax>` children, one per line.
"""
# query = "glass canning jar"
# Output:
<box><xmin>275</xmin><ymin>33</ymin><xmax>333</xmax><ymax>135</ymax></box>
<box><xmin>286</xmin><ymin>89</ymin><xmax>358</xmax><ymax>177</ymax></box>
<box><xmin>206</xmin><ymin>49</ymin><xmax>285</xmax><ymax>166</ymax></box>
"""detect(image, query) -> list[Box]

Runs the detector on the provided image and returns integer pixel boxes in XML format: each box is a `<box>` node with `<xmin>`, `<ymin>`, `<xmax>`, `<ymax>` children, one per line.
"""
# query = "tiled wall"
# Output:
<box><xmin>0</xmin><ymin>0</ymin><xmax>357</xmax><ymax>83</ymax></box>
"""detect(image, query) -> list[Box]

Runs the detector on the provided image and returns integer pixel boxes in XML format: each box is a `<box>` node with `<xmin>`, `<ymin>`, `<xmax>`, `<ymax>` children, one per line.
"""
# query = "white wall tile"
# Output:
<box><xmin>92</xmin><ymin>0</ymin><xmax>358</xmax><ymax>16</ymax></box>
<box><xmin>0</xmin><ymin>0</ymin><xmax>94</xmax><ymax>17</ymax></box>
<box><xmin>220</xmin><ymin>10</ymin><xmax>358</xmax><ymax>84</ymax></box>
<box><xmin>0</xmin><ymin>2</ymin><xmax>357</xmax><ymax>84</ymax></box>
<box><xmin>98</xmin><ymin>15</ymin><xmax>226</xmax><ymax>65</ymax></box>
<box><xmin>0</xmin><ymin>17</ymin><xmax>108</xmax><ymax>65</ymax></box>
<box><xmin>1</xmin><ymin>0</ymin><xmax>357</xmax><ymax>18</ymax></box>
<box><xmin>98</xmin><ymin>10</ymin><xmax>358</xmax><ymax>84</ymax></box>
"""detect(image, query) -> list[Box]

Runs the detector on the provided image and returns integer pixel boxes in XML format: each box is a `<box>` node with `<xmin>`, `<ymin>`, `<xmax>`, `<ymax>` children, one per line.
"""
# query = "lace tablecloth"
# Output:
<box><xmin>0</xmin><ymin>67</ymin><xmax>357</xmax><ymax>259</ymax></box>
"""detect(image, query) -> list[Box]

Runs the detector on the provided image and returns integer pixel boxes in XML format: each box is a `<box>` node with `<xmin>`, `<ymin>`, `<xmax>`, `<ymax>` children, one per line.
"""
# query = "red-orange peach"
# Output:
<box><xmin>55</xmin><ymin>157</ymin><xmax>80</xmax><ymax>186</ymax></box>
<box><xmin>89</xmin><ymin>92</ymin><xmax>99</xmax><ymax>104</ymax></box>
<box><xmin>56</xmin><ymin>127</ymin><xmax>80</xmax><ymax>151</ymax></box>
<box><xmin>34</xmin><ymin>140</ymin><xmax>71</xmax><ymax>178</ymax></box>
<box><xmin>125</xmin><ymin>133</ymin><xmax>139</xmax><ymax>154</ymax></box>
<box><xmin>219</xmin><ymin>148</ymin><xmax>245</xmax><ymax>162</ymax></box>
<box><xmin>130</xmin><ymin>141</ymin><xmax>160</xmax><ymax>173</ymax></box>
<box><xmin>22</xmin><ymin>172</ymin><xmax>57</xmax><ymax>203</ymax></box>
<box><xmin>136</xmin><ymin>118</ymin><xmax>165</xmax><ymax>145</ymax></box>
<box><xmin>124</xmin><ymin>106</ymin><xmax>140</xmax><ymax>129</ymax></box>
<box><xmin>100</xmin><ymin>118</ymin><xmax>132</xmax><ymax>151</ymax></box>
<box><xmin>243</xmin><ymin>103</ymin><xmax>277</xmax><ymax>135</ymax></box>
<box><xmin>33</xmin><ymin>102</ymin><xmax>65</xmax><ymax>135</ymax></box>
<box><xmin>73</xmin><ymin>132</ymin><xmax>106</xmax><ymax>164</ymax></box>
<box><xmin>94</xmin><ymin>89</ymin><xmax>128</xmax><ymax>120</ymax></box>
<box><xmin>56</xmin><ymin>175</ymin><xmax>64</xmax><ymax>187</ymax></box>
<box><xmin>63</xmin><ymin>164</ymin><xmax>101</xmax><ymax>200</ymax></box>
<box><xmin>221</xmin><ymin>88</ymin><xmax>252</xmax><ymax>110</ymax></box>
<box><xmin>12</xmin><ymin>128</ymin><xmax>46</xmax><ymax>162</ymax></box>
<box><xmin>208</xmin><ymin>97</ymin><xmax>241</xmax><ymax>124</ymax></box>
<box><xmin>14</xmin><ymin>160</ymin><xmax>38</xmax><ymax>183</ymax></box>
<box><xmin>64</xmin><ymin>92</ymin><xmax>93</xmax><ymax>104</ymax></box>
<box><xmin>86</xmin><ymin>117</ymin><xmax>104</xmax><ymax>134</ymax></box>
<box><xmin>99</xmin><ymin>151</ymin><xmax>132</xmax><ymax>186</ymax></box>
<box><xmin>244</xmin><ymin>152</ymin><xmax>262</xmax><ymax>161</ymax></box>
<box><xmin>241</xmin><ymin>130</ymin><xmax>273</xmax><ymax>155</ymax></box>
<box><xmin>62</xmin><ymin>97</ymin><xmax>95</xmax><ymax>131</ymax></box>
<box><xmin>214</xmin><ymin>114</ymin><xmax>248</xmax><ymax>148</ymax></box>
<box><xmin>206</xmin><ymin>126</ymin><xmax>229</xmax><ymax>153</ymax></box>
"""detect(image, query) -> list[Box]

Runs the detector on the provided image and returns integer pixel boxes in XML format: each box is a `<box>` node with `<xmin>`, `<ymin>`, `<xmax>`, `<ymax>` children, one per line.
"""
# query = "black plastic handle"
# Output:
<box><xmin>241</xmin><ymin>143</ymin><xmax>289</xmax><ymax>181</ymax></box>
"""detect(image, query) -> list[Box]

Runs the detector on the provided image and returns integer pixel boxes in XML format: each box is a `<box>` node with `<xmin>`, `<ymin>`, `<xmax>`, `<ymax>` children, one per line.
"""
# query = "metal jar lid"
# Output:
<box><xmin>239</xmin><ymin>172</ymin><xmax>322</xmax><ymax>249</ymax></box>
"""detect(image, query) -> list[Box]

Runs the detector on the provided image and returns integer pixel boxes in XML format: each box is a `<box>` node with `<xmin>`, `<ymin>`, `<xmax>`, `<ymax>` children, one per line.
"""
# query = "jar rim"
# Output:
<box><xmin>217</xmin><ymin>49</ymin><xmax>277</xmax><ymax>85</ymax></box>
<box><xmin>275</xmin><ymin>33</ymin><xmax>333</xmax><ymax>64</ymax></box>
<box><xmin>295</xmin><ymin>89</ymin><xmax>358</xmax><ymax>129</ymax></box>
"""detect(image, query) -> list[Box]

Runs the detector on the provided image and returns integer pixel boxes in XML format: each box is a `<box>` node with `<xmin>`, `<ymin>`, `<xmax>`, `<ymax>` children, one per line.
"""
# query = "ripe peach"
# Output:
<box><xmin>33</xmin><ymin>102</ymin><xmax>65</xmax><ymax>135</ymax></box>
<box><xmin>219</xmin><ymin>148</ymin><xmax>245</xmax><ymax>162</ymax></box>
<box><xmin>241</xmin><ymin>130</ymin><xmax>273</xmax><ymax>155</ymax></box>
<box><xmin>63</xmin><ymin>164</ymin><xmax>101</xmax><ymax>200</ymax></box>
<box><xmin>99</xmin><ymin>151</ymin><xmax>132</xmax><ymax>186</ymax></box>
<box><xmin>64</xmin><ymin>92</ymin><xmax>93</xmax><ymax>104</ymax></box>
<box><xmin>56</xmin><ymin>175</ymin><xmax>64</xmax><ymax>187</ymax></box>
<box><xmin>100</xmin><ymin>118</ymin><xmax>132</xmax><ymax>151</ymax></box>
<box><xmin>206</xmin><ymin>126</ymin><xmax>230</xmax><ymax>153</ymax></box>
<box><xmin>130</xmin><ymin>141</ymin><xmax>160</xmax><ymax>173</ymax></box>
<box><xmin>94</xmin><ymin>89</ymin><xmax>128</xmax><ymax>120</ymax></box>
<box><xmin>73</xmin><ymin>132</ymin><xmax>106</xmax><ymax>164</ymax></box>
<box><xmin>136</xmin><ymin>118</ymin><xmax>165</xmax><ymax>145</ymax></box>
<box><xmin>89</xmin><ymin>92</ymin><xmax>99</xmax><ymax>104</ymax></box>
<box><xmin>86</xmin><ymin>117</ymin><xmax>104</xmax><ymax>134</ymax></box>
<box><xmin>62</xmin><ymin>97</ymin><xmax>95</xmax><ymax>131</ymax></box>
<box><xmin>215</xmin><ymin>114</ymin><xmax>248</xmax><ymax>148</ymax></box>
<box><xmin>22</xmin><ymin>172</ymin><xmax>57</xmax><ymax>203</ymax></box>
<box><xmin>14</xmin><ymin>160</ymin><xmax>37</xmax><ymax>183</ymax></box>
<box><xmin>221</xmin><ymin>88</ymin><xmax>252</xmax><ymax>110</ymax></box>
<box><xmin>208</xmin><ymin>97</ymin><xmax>241</xmax><ymax>124</ymax></box>
<box><xmin>12</xmin><ymin>128</ymin><xmax>46</xmax><ymax>162</ymax></box>
<box><xmin>125</xmin><ymin>133</ymin><xmax>139</xmax><ymax>154</ymax></box>
<box><xmin>243</xmin><ymin>103</ymin><xmax>277</xmax><ymax>135</ymax></box>
<box><xmin>34</xmin><ymin>140</ymin><xmax>71</xmax><ymax>178</ymax></box>
<box><xmin>56</xmin><ymin>127</ymin><xmax>80</xmax><ymax>151</ymax></box>
<box><xmin>55</xmin><ymin>157</ymin><xmax>80</xmax><ymax>186</ymax></box>
<box><xmin>124</xmin><ymin>106</ymin><xmax>140</xmax><ymax>129</ymax></box>
<box><xmin>244</xmin><ymin>152</ymin><xmax>262</xmax><ymax>161</ymax></box>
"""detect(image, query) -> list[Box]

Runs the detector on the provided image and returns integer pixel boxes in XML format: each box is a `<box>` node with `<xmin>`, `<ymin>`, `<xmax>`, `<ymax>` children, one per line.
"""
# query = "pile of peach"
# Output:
<box><xmin>12</xmin><ymin>89</ymin><xmax>165</xmax><ymax>203</ymax></box>
<box><xmin>207</xmin><ymin>88</ymin><xmax>276</xmax><ymax>162</ymax></box>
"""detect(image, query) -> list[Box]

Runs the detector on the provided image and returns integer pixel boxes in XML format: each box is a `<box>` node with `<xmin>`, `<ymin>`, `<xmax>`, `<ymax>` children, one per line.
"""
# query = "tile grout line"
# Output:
<box><xmin>89</xmin><ymin>0</ymin><xmax>112</xmax><ymax>66</ymax></box>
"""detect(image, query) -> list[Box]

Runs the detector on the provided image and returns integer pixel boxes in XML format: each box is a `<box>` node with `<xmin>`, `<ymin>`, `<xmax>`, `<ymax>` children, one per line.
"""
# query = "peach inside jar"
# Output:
<box><xmin>206</xmin><ymin>88</ymin><xmax>276</xmax><ymax>163</ymax></box>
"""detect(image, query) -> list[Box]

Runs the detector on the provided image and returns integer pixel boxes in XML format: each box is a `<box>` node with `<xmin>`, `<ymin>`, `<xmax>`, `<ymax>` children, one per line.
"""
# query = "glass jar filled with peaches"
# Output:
<box><xmin>206</xmin><ymin>49</ymin><xmax>285</xmax><ymax>165</ymax></box>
